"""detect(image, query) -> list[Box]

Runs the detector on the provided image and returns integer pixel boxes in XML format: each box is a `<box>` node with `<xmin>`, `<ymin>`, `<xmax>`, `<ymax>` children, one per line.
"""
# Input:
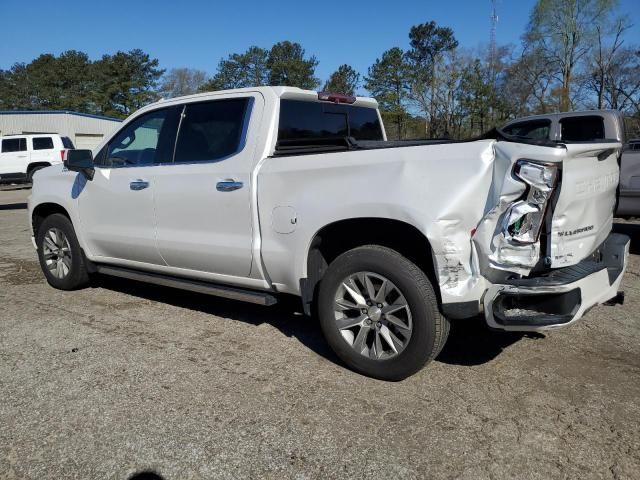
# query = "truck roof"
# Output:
<box><xmin>152</xmin><ymin>86</ymin><xmax>379</xmax><ymax>110</ymax></box>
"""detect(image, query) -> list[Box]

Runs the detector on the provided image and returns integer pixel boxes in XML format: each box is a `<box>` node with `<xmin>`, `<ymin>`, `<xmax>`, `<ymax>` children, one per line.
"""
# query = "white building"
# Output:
<box><xmin>0</xmin><ymin>111</ymin><xmax>121</xmax><ymax>150</ymax></box>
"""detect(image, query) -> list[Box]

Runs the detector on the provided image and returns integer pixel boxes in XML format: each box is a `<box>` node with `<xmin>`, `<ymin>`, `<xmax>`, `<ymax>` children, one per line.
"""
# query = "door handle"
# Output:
<box><xmin>216</xmin><ymin>180</ymin><xmax>243</xmax><ymax>192</ymax></box>
<box><xmin>130</xmin><ymin>179</ymin><xmax>150</xmax><ymax>191</ymax></box>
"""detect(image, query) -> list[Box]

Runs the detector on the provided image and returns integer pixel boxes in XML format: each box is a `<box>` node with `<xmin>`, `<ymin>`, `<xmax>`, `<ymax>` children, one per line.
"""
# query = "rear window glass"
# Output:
<box><xmin>502</xmin><ymin>120</ymin><xmax>551</xmax><ymax>140</ymax></box>
<box><xmin>174</xmin><ymin>98</ymin><xmax>249</xmax><ymax>163</ymax></box>
<box><xmin>560</xmin><ymin>116</ymin><xmax>605</xmax><ymax>142</ymax></box>
<box><xmin>32</xmin><ymin>137</ymin><xmax>54</xmax><ymax>150</ymax></box>
<box><xmin>61</xmin><ymin>137</ymin><xmax>74</xmax><ymax>149</ymax></box>
<box><xmin>1</xmin><ymin>138</ymin><xmax>27</xmax><ymax>153</ymax></box>
<box><xmin>278</xmin><ymin>100</ymin><xmax>383</xmax><ymax>143</ymax></box>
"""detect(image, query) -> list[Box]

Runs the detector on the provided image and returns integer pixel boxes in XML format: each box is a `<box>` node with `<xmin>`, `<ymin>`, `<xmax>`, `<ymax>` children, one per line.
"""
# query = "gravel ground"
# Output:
<box><xmin>0</xmin><ymin>187</ymin><xmax>639</xmax><ymax>480</ymax></box>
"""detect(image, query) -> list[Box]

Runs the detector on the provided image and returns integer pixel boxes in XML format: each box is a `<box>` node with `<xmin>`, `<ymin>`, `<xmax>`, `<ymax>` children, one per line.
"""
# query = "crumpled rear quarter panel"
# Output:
<box><xmin>257</xmin><ymin>140</ymin><xmax>497</xmax><ymax>303</ymax></box>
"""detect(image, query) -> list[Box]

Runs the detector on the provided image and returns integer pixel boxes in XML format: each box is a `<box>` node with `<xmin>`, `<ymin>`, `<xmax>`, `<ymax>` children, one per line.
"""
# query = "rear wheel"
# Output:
<box><xmin>36</xmin><ymin>214</ymin><xmax>89</xmax><ymax>290</ymax></box>
<box><xmin>317</xmin><ymin>245</ymin><xmax>449</xmax><ymax>381</ymax></box>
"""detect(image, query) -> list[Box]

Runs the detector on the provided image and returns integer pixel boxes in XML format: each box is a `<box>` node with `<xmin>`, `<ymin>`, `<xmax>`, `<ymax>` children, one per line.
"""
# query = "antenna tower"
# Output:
<box><xmin>490</xmin><ymin>0</ymin><xmax>498</xmax><ymax>81</ymax></box>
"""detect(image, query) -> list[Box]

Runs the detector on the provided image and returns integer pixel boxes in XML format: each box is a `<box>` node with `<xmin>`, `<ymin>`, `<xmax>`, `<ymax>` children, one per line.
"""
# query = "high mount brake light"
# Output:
<box><xmin>317</xmin><ymin>92</ymin><xmax>357</xmax><ymax>104</ymax></box>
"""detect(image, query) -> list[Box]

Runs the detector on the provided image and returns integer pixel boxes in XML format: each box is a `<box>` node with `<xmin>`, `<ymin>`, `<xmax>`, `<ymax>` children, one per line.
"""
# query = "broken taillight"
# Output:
<box><xmin>503</xmin><ymin>160</ymin><xmax>558</xmax><ymax>244</ymax></box>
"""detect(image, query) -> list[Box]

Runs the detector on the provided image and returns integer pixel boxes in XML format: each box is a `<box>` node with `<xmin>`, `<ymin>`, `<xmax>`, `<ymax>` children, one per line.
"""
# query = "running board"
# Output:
<box><xmin>95</xmin><ymin>265</ymin><xmax>278</xmax><ymax>306</ymax></box>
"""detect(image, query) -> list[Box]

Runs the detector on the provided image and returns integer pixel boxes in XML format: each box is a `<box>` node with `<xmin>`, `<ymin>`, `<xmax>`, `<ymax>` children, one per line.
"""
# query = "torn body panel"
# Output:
<box><xmin>258</xmin><ymin>136</ymin><xmax>625</xmax><ymax>330</ymax></box>
<box><xmin>472</xmin><ymin>141</ymin><xmax>621</xmax><ymax>279</ymax></box>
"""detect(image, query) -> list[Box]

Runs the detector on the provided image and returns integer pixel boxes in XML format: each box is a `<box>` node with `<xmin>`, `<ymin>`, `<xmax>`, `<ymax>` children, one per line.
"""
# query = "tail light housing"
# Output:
<box><xmin>502</xmin><ymin>160</ymin><xmax>558</xmax><ymax>244</ymax></box>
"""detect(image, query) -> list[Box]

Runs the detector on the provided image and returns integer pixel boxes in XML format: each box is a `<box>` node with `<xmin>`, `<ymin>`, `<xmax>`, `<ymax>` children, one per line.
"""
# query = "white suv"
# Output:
<box><xmin>0</xmin><ymin>134</ymin><xmax>74</xmax><ymax>183</ymax></box>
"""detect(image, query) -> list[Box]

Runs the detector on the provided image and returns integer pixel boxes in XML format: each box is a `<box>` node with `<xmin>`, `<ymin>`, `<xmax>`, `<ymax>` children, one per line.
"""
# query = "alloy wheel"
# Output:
<box><xmin>333</xmin><ymin>271</ymin><xmax>413</xmax><ymax>360</ymax></box>
<box><xmin>42</xmin><ymin>227</ymin><xmax>72</xmax><ymax>279</ymax></box>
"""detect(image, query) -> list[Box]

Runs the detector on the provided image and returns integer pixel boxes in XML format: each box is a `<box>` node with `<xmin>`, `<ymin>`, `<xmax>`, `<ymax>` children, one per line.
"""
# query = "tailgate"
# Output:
<box><xmin>473</xmin><ymin>140</ymin><xmax>621</xmax><ymax>277</ymax></box>
<box><xmin>550</xmin><ymin>143</ymin><xmax>620</xmax><ymax>267</ymax></box>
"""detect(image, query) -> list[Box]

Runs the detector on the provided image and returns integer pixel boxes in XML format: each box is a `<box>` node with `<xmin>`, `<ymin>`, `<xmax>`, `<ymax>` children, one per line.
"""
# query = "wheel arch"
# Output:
<box><xmin>32</xmin><ymin>202</ymin><xmax>72</xmax><ymax>239</ymax></box>
<box><xmin>27</xmin><ymin>162</ymin><xmax>52</xmax><ymax>173</ymax></box>
<box><xmin>300</xmin><ymin>217</ymin><xmax>439</xmax><ymax>315</ymax></box>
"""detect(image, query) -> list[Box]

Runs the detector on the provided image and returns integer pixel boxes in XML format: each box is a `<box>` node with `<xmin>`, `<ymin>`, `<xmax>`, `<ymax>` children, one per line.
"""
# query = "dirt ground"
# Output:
<box><xmin>1</xmin><ymin>187</ymin><xmax>639</xmax><ymax>480</ymax></box>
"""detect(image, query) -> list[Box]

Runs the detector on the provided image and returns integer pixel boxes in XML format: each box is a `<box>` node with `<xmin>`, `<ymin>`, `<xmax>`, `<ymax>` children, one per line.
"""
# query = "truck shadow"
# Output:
<box><xmin>128</xmin><ymin>471</ymin><xmax>164</xmax><ymax>480</ymax></box>
<box><xmin>95</xmin><ymin>276</ymin><xmax>536</xmax><ymax>369</ymax></box>
<box><xmin>94</xmin><ymin>275</ymin><xmax>337</xmax><ymax>362</ymax></box>
<box><xmin>437</xmin><ymin>319</ymin><xmax>543</xmax><ymax>366</ymax></box>
<box><xmin>613</xmin><ymin>221</ymin><xmax>640</xmax><ymax>254</ymax></box>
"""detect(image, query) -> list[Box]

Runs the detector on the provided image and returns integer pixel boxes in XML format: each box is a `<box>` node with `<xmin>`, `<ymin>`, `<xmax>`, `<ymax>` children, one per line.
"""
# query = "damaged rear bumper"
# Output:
<box><xmin>484</xmin><ymin>233</ymin><xmax>629</xmax><ymax>332</ymax></box>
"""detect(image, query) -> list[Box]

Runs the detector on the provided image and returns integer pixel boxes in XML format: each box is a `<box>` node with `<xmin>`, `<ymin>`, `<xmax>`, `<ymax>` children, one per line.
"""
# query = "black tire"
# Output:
<box><xmin>27</xmin><ymin>165</ymin><xmax>47</xmax><ymax>183</ymax></box>
<box><xmin>317</xmin><ymin>245</ymin><xmax>449</xmax><ymax>381</ymax></box>
<box><xmin>36</xmin><ymin>213</ymin><xmax>90</xmax><ymax>290</ymax></box>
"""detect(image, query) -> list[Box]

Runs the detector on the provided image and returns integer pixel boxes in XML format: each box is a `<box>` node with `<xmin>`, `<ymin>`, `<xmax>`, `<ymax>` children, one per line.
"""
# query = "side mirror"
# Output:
<box><xmin>65</xmin><ymin>150</ymin><xmax>95</xmax><ymax>180</ymax></box>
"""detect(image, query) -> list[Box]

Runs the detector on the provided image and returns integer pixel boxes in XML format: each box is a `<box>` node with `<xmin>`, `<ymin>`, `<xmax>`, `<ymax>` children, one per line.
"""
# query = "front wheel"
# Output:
<box><xmin>317</xmin><ymin>245</ymin><xmax>449</xmax><ymax>381</ymax></box>
<box><xmin>36</xmin><ymin>213</ymin><xmax>90</xmax><ymax>290</ymax></box>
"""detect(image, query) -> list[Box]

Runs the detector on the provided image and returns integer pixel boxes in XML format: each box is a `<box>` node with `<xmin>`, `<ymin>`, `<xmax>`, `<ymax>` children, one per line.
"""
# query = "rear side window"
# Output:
<box><xmin>174</xmin><ymin>98</ymin><xmax>249</xmax><ymax>163</ymax></box>
<box><xmin>32</xmin><ymin>137</ymin><xmax>54</xmax><ymax>150</ymax></box>
<box><xmin>61</xmin><ymin>137</ymin><xmax>74</xmax><ymax>149</ymax></box>
<box><xmin>1</xmin><ymin>138</ymin><xmax>27</xmax><ymax>153</ymax></box>
<box><xmin>502</xmin><ymin>120</ymin><xmax>551</xmax><ymax>140</ymax></box>
<box><xmin>560</xmin><ymin>116</ymin><xmax>605</xmax><ymax>142</ymax></box>
<box><xmin>278</xmin><ymin>100</ymin><xmax>384</xmax><ymax>143</ymax></box>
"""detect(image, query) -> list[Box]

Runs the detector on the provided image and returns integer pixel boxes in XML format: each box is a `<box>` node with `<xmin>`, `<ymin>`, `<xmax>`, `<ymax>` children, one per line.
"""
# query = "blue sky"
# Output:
<box><xmin>1</xmin><ymin>0</ymin><xmax>638</xmax><ymax>86</ymax></box>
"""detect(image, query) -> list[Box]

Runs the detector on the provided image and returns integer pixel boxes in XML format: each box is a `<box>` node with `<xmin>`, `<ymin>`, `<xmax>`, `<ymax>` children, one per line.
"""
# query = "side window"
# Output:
<box><xmin>105</xmin><ymin>109</ymin><xmax>173</xmax><ymax>167</ymax></box>
<box><xmin>32</xmin><ymin>137</ymin><xmax>54</xmax><ymax>150</ymax></box>
<box><xmin>502</xmin><ymin>120</ymin><xmax>551</xmax><ymax>140</ymax></box>
<box><xmin>1</xmin><ymin>138</ymin><xmax>27</xmax><ymax>153</ymax></box>
<box><xmin>174</xmin><ymin>98</ymin><xmax>249</xmax><ymax>163</ymax></box>
<box><xmin>61</xmin><ymin>137</ymin><xmax>75</xmax><ymax>149</ymax></box>
<box><xmin>560</xmin><ymin>116</ymin><xmax>605</xmax><ymax>142</ymax></box>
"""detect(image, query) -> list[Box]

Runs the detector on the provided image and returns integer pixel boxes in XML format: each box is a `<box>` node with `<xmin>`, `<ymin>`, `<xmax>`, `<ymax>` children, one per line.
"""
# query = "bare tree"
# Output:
<box><xmin>503</xmin><ymin>47</ymin><xmax>555</xmax><ymax>114</ymax></box>
<box><xmin>159</xmin><ymin>68</ymin><xmax>208</xmax><ymax>98</ymax></box>
<box><xmin>525</xmin><ymin>0</ymin><xmax>617</xmax><ymax>111</ymax></box>
<box><xmin>584</xmin><ymin>18</ymin><xmax>629</xmax><ymax>108</ymax></box>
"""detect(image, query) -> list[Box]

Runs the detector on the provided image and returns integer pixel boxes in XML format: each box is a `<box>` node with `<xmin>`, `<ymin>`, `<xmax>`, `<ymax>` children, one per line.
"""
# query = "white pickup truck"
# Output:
<box><xmin>28</xmin><ymin>87</ymin><xmax>629</xmax><ymax>380</ymax></box>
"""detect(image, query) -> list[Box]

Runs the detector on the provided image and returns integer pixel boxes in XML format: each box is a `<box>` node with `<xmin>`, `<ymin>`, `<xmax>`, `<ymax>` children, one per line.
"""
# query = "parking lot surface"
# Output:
<box><xmin>1</xmin><ymin>187</ymin><xmax>639</xmax><ymax>479</ymax></box>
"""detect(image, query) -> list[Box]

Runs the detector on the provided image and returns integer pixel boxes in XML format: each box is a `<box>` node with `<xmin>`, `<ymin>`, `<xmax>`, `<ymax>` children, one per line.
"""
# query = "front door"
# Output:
<box><xmin>0</xmin><ymin>137</ymin><xmax>29</xmax><ymax>177</ymax></box>
<box><xmin>77</xmin><ymin>107</ymin><xmax>178</xmax><ymax>266</ymax></box>
<box><xmin>153</xmin><ymin>95</ymin><xmax>261</xmax><ymax>277</ymax></box>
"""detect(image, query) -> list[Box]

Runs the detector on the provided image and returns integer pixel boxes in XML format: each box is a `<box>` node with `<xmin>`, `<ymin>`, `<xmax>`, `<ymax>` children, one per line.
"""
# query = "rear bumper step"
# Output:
<box><xmin>484</xmin><ymin>233</ymin><xmax>629</xmax><ymax>331</ymax></box>
<box><xmin>95</xmin><ymin>265</ymin><xmax>278</xmax><ymax>306</ymax></box>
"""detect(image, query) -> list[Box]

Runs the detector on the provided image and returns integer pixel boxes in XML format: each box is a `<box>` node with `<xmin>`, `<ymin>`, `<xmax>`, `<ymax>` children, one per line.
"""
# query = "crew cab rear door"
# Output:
<box><xmin>152</xmin><ymin>93</ymin><xmax>262</xmax><ymax>277</ymax></box>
